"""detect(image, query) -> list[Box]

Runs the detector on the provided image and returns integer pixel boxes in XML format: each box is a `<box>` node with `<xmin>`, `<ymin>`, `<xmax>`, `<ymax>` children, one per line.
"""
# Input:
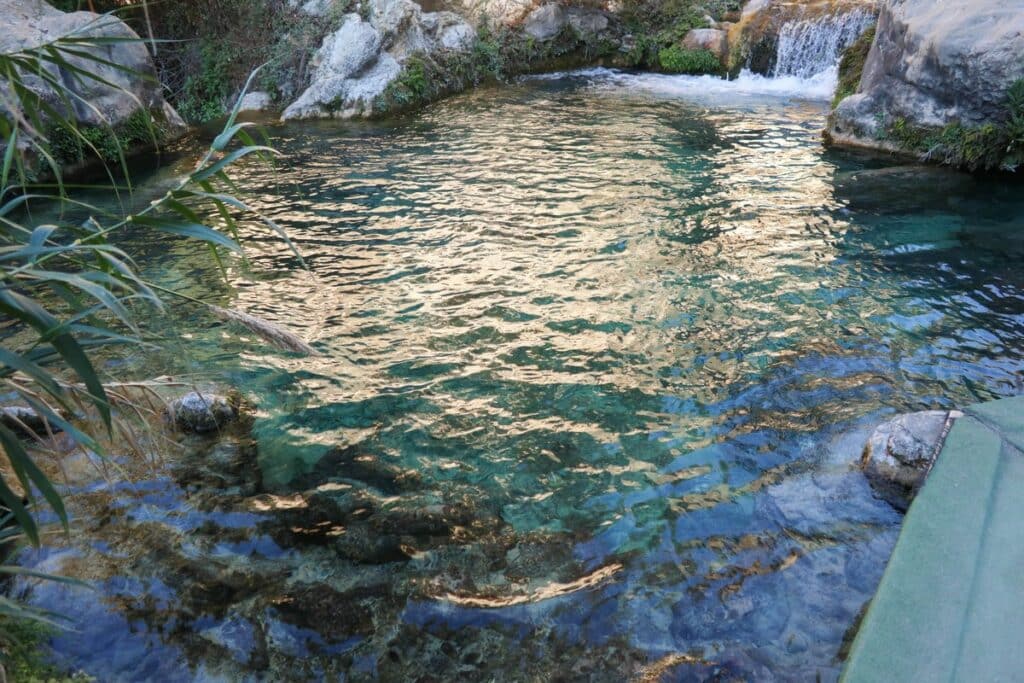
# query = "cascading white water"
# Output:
<box><xmin>532</xmin><ymin>5</ymin><xmax>879</xmax><ymax>103</ymax></box>
<box><xmin>772</xmin><ymin>8</ymin><xmax>876</xmax><ymax>78</ymax></box>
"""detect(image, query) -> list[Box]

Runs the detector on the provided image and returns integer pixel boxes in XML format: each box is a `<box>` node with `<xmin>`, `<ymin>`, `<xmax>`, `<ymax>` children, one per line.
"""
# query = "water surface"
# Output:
<box><xmin>17</xmin><ymin>70</ymin><xmax>1024</xmax><ymax>682</ymax></box>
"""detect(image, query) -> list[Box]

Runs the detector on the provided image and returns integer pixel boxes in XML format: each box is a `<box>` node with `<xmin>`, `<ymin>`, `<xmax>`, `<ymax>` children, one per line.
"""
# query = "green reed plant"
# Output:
<box><xmin>0</xmin><ymin>8</ymin><xmax>307</xmax><ymax>664</ymax></box>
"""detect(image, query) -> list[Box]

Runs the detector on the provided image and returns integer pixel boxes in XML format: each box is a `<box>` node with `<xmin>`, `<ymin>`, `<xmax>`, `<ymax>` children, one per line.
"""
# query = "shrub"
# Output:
<box><xmin>658</xmin><ymin>46</ymin><xmax>721</xmax><ymax>75</ymax></box>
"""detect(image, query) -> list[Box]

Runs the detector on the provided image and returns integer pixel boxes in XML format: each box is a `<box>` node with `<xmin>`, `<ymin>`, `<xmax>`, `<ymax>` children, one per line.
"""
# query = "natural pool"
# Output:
<box><xmin>16</xmin><ymin>69</ymin><xmax>1024</xmax><ymax>681</ymax></box>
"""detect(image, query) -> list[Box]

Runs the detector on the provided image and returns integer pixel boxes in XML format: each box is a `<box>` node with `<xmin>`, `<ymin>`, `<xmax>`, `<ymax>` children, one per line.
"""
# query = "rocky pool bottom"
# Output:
<box><xmin>11</xmin><ymin>70</ymin><xmax>1024</xmax><ymax>681</ymax></box>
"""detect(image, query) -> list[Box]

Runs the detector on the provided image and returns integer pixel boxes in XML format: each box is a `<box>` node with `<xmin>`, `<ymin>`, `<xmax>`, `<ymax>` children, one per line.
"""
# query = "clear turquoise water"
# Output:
<box><xmin>17</xmin><ymin>70</ymin><xmax>1024</xmax><ymax>681</ymax></box>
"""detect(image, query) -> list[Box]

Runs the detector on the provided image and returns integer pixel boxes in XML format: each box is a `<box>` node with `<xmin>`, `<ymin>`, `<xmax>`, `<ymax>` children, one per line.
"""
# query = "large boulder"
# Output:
<box><xmin>282</xmin><ymin>14</ymin><xmax>401</xmax><ymax>120</ymax></box>
<box><xmin>524</xmin><ymin>3</ymin><xmax>568</xmax><ymax>41</ymax></box>
<box><xmin>369</xmin><ymin>0</ymin><xmax>475</xmax><ymax>60</ymax></box>
<box><xmin>861</xmin><ymin>410</ymin><xmax>959</xmax><ymax>510</ymax></box>
<box><xmin>683</xmin><ymin>28</ymin><xmax>728</xmax><ymax>64</ymax></box>
<box><xmin>282</xmin><ymin>0</ymin><xmax>476</xmax><ymax>120</ymax></box>
<box><xmin>0</xmin><ymin>0</ymin><xmax>185</xmax><ymax>137</ymax></box>
<box><xmin>828</xmin><ymin>0</ymin><xmax>1024</xmax><ymax>154</ymax></box>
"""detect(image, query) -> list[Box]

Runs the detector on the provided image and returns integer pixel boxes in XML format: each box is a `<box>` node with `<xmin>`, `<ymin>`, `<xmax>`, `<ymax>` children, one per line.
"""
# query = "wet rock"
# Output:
<box><xmin>0</xmin><ymin>405</ymin><xmax>60</xmax><ymax>438</ymax></box>
<box><xmin>167</xmin><ymin>392</ymin><xmax>237</xmax><ymax>434</ymax></box>
<box><xmin>370</xmin><ymin>501</ymin><xmax>477</xmax><ymax>538</ymax></box>
<box><xmin>271</xmin><ymin>581</ymin><xmax>391</xmax><ymax>639</ymax></box>
<box><xmin>198</xmin><ymin>615</ymin><xmax>261</xmax><ymax>666</ymax></box>
<box><xmin>523</xmin><ymin>3</ymin><xmax>568</xmax><ymax>41</ymax></box>
<box><xmin>179</xmin><ymin>438</ymin><xmax>262</xmax><ymax>496</ymax></box>
<box><xmin>862</xmin><ymin>410</ymin><xmax>959</xmax><ymax>510</ymax></box>
<box><xmin>683</xmin><ymin>28</ymin><xmax>728</xmax><ymax>63</ymax></box>
<box><xmin>333</xmin><ymin>526</ymin><xmax>411</xmax><ymax>564</ymax></box>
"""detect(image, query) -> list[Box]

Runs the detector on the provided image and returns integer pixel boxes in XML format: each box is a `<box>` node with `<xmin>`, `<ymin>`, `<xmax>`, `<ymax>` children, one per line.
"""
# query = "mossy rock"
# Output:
<box><xmin>833</xmin><ymin>25</ymin><xmax>875</xmax><ymax>107</ymax></box>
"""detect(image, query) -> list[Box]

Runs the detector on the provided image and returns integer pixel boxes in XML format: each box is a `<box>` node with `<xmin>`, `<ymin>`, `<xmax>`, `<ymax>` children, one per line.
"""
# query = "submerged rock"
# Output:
<box><xmin>167</xmin><ymin>392</ymin><xmax>238</xmax><ymax>434</ymax></box>
<box><xmin>861</xmin><ymin>410</ymin><xmax>959</xmax><ymax>510</ymax></box>
<box><xmin>827</xmin><ymin>0</ymin><xmax>1024</xmax><ymax>168</ymax></box>
<box><xmin>0</xmin><ymin>405</ymin><xmax>61</xmax><ymax>438</ymax></box>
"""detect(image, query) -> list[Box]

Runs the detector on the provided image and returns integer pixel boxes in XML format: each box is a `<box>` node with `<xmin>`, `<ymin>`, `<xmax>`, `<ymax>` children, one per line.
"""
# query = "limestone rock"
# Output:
<box><xmin>567</xmin><ymin>7</ymin><xmax>609</xmax><ymax>35</ymax></box>
<box><xmin>458</xmin><ymin>0</ymin><xmax>535</xmax><ymax>27</ymax></box>
<box><xmin>288</xmin><ymin>0</ymin><xmax>336</xmax><ymax>16</ymax></box>
<box><xmin>431</xmin><ymin>13</ymin><xmax>477</xmax><ymax>51</ymax></box>
<box><xmin>0</xmin><ymin>0</ymin><xmax>185</xmax><ymax>134</ymax></box>
<box><xmin>237</xmin><ymin>91</ymin><xmax>274</xmax><ymax>113</ymax></box>
<box><xmin>282</xmin><ymin>14</ymin><xmax>401</xmax><ymax>120</ymax></box>
<box><xmin>371</xmin><ymin>0</ymin><xmax>430</xmax><ymax>59</ymax></box>
<box><xmin>862</xmin><ymin>410</ymin><xmax>958</xmax><ymax>510</ymax></box>
<box><xmin>682</xmin><ymin>28</ymin><xmax>728</xmax><ymax>62</ymax></box>
<box><xmin>828</xmin><ymin>0</ymin><xmax>1024</xmax><ymax>152</ymax></box>
<box><xmin>524</xmin><ymin>3</ymin><xmax>568</xmax><ymax>41</ymax></box>
<box><xmin>167</xmin><ymin>392</ymin><xmax>238</xmax><ymax>434</ymax></box>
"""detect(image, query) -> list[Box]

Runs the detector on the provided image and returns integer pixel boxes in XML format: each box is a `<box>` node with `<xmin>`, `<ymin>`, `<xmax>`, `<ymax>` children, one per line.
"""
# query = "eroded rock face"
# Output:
<box><xmin>862</xmin><ymin>410</ymin><xmax>959</xmax><ymax>510</ymax></box>
<box><xmin>0</xmin><ymin>0</ymin><xmax>185</xmax><ymax>134</ymax></box>
<box><xmin>282</xmin><ymin>14</ymin><xmax>399</xmax><ymax>120</ymax></box>
<box><xmin>828</xmin><ymin>0</ymin><xmax>1024</xmax><ymax>150</ymax></box>
<box><xmin>282</xmin><ymin>0</ymin><xmax>476</xmax><ymax>121</ymax></box>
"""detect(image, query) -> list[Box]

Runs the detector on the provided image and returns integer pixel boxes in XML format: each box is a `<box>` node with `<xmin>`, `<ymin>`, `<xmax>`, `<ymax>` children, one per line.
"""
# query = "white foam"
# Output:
<box><xmin>525</xmin><ymin>66</ymin><xmax>841</xmax><ymax>103</ymax></box>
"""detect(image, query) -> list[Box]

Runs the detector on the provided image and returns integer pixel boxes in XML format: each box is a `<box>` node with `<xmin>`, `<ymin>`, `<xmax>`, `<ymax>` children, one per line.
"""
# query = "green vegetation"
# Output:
<box><xmin>833</xmin><ymin>25</ymin><xmax>875</xmax><ymax>107</ymax></box>
<box><xmin>0</xmin><ymin>617</ymin><xmax>92</xmax><ymax>682</ymax></box>
<box><xmin>658</xmin><ymin>45</ymin><xmax>722</xmax><ymax>75</ymax></box>
<box><xmin>376</xmin><ymin>23</ymin><xmax>618</xmax><ymax>115</ymax></box>
<box><xmin>877</xmin><ymin>80</ymin><xmax>1024</xmax><ymax>171</ymax></box>
<box><xmin>47</xmin><ymin>108</ymin><xmax>165</xmax><ymax>167</ymax></box>
<box><xmin>113</xmin><ymin>0</ymin><xmax>349</xmax><ymax>123</ymax></box>
<box><xmin>0</xmin><ymin>19</ymin><xmax>302</xmax><ymax>678</ymax></box>
<box><xmin>615</xmin><ymin>0</ymin><xmax>738</xmax><ymax>71</ymax></box>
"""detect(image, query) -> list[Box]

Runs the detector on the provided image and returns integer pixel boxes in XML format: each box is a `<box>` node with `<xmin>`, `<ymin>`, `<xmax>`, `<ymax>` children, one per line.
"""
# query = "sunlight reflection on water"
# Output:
<box><xmin>17</xmin><ymin>70</ymin><xmax>1024</xmax><ymax>682</ymax></box>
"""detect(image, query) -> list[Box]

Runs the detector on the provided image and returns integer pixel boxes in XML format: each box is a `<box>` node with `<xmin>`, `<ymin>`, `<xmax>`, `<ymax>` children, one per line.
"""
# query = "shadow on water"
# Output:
<box><xmin>13</xmin><ymin>70</ymin><xmax>1024</xmax><ymax>681</ymax></box>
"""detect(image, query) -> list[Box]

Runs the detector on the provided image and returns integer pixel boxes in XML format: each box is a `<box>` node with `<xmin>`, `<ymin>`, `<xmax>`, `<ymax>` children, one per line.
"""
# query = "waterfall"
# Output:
<box><xmin>772</xmin><ymin>8</ymin><xmax>875</xmax><ymax>79</ymax></box>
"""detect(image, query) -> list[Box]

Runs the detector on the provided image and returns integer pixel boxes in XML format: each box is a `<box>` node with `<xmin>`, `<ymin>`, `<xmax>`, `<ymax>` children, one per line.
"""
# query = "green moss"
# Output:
<box><xmin>657</xmin><ymin>46</ymin><xmax>722</xmax><ymax>75</ymax></box>
<box><xmin>876</xmin><ymin>82</ymin><xmax>1024</xmax><ymax>172</ymax></box>
<box><xmin>48</xmin><ymin>108</ymin><xmax>167</xmax><ymax>167</ymax></box>
<box><xmin>833</xmin><ymin>25</ymin><xmax>875</xmax><ymax>107</ymax></box>
<box><xmin>375</xmin><ymin>22</ymin><xmax>620</xmax><ymax>116</ymax></box>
